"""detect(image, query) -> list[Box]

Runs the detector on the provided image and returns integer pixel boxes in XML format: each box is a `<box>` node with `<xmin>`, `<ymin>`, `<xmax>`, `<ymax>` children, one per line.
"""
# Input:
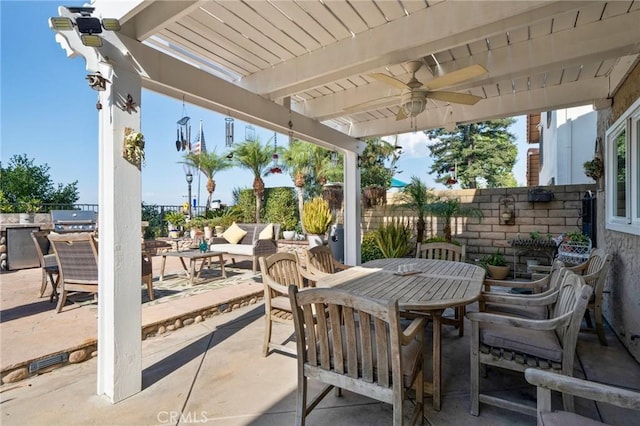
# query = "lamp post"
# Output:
<box><xmin>184</xmin><ymin>165</ymin><xmax>194</xmax><ymax>218</ymax></box>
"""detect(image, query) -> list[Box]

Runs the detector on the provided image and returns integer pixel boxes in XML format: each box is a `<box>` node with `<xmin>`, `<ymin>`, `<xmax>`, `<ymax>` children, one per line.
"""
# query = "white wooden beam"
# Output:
<box><xmin>242</xmin><ymin>1</ymin><xmax>587</xmax><ymax>99</ymax></box>
<box><xmin>118</xmin><ymin>34</ymin><xmax>361</xmax><ymax>153</ymax></box>
<box><xmin>303</xmin><ymin>10</ymin><xmax>640</xmax><ymax>121</ymax></box>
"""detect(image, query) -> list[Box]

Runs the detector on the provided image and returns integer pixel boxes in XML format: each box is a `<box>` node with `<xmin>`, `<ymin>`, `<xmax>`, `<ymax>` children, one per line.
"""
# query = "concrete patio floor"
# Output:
<box><xmin>1</xmin><ymin>261</ymin><xmax>639</xmax><ymax>425</ymax></box>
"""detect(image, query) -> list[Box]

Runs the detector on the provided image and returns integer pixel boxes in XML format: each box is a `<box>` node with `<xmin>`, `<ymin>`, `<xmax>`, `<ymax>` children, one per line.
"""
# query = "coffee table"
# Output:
<box><xmin>159</xmin><ymin>250</ymin><xmax>226</xmax><ymax>285</ymax></box>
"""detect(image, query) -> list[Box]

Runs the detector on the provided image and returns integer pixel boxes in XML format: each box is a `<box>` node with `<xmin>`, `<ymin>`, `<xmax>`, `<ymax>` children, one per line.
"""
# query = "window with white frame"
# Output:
<box><xmin>605</xmin><ymin>96</ymin><xmax>640</xmax><ymax>235</ymax></box>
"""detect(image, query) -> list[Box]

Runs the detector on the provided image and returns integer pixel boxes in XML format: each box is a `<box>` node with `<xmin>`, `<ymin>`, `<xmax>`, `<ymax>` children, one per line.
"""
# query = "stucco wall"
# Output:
<box><xmin>597</xmin><ymin>61</ymin><xmax>640</xmax><ymax>362</ymax></box>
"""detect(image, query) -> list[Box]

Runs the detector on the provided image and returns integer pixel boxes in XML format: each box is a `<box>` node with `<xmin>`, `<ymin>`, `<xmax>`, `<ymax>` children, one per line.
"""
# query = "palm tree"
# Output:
<box><xmin>182</xmin><ymin>150</ymin><xmax>232</xmax><ymax>211</ymax></box>
<box><xmin>283</xmin><ymin>140</ymin><xmax>313</xmax><ymax>230</ymax></box>
<box><xmin>395</xmin><ymin>176</ymin><xmax>437</xmax><ymax>244</ymax></box>
<box><xmin>426</xmin><ymin>198</ymin><xmax>483</xmax><ymax>243</ymax></box>
<box><xmin>231</xmin><ymin>137</ymin><xmax>275</xmax><ymax>223</ymax></box>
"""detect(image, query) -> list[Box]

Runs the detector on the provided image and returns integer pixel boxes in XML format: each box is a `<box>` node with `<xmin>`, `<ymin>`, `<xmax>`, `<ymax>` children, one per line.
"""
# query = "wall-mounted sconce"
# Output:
<box><xmin>499</xmin><ymin>195</ymin><xmax>516</xmax><ymax>225</ymax></box>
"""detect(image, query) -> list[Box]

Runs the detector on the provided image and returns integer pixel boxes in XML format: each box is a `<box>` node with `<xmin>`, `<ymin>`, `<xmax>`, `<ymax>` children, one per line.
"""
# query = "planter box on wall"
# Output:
<box><xmin>528</xmin><ymin>188</ymin><xmax>555</xmax><ymax>202</ymax></box>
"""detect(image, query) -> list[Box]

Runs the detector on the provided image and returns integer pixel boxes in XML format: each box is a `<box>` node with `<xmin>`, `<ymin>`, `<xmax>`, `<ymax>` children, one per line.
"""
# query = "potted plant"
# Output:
<box><xmin>583</xmin><ymin>157</ymin><xmax>604</xmax><ymax>180</ymax></box>
<box><xmin>482</xmin><ymin>250</ymin><xmax>510</xmax><ymax>280</ymax></box>
<box><xmin>164</xmin><ymin>211</ymin><xmax>186</xmax><ymax>238</ymax></box>
<box><xmin>19</xmin><ymin>198</ymin><xmax>41</xmax><ymax>224</ymax></box>
<box><xmin>302</xmin><ymin>197</ymin><xmax>333</xmax><ymax>247</ymax></box>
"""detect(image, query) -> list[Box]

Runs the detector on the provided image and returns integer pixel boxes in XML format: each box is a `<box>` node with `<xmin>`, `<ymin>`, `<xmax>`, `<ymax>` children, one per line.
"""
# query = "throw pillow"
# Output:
<box><xmin>258</xmin><ymin>223</ymin><xmax>274</xmax><ymax>240</ymax></box>
<box><xmin>222</xmin><ymin>222</ymin><xmax>247</xmax><ymax>244</ymax></box>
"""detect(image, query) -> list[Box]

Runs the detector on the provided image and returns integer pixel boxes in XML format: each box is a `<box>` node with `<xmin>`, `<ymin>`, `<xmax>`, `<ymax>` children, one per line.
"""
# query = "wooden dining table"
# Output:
<box><xmin>315</xmin><ymin>257</ymin><xmax>486</xmax><ymax>411</ymax></box>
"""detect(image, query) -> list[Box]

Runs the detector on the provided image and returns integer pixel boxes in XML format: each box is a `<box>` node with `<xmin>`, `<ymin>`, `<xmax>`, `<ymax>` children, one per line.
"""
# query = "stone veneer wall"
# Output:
<box><xmin>363</xmin><ymin>184</ymin><xmax>595</xmax><ymax>275</ymax></box>
<box><xmin>596</xmin><ymin>61</ymin><xmax>640</xmax><ymax>362</ymax></box>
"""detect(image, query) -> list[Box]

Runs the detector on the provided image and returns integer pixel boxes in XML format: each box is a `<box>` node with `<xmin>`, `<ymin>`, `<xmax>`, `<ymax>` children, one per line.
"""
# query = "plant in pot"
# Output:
<box><xmin>302</xmin><ymin>197</ymin><xmax>333</xmax><ymax>247</ymax></box>
<box><xmin>482</xmin><ymin>250</ymin><xmax>510</xmax><ymax>280</ymax></box>
<box><xmin>19</xmin><ymin>198</ymin><xmax>41</xmax><ymax>224</ymax></box>
<box><xmin>164</xmin><ymin>211</ymin><xmax>186</xmax><ymax>238</ymax></box>
<box><xmin>188</xmin><ymin>217</ymin><xmax>206</xmax><ymax>239</ymax></box>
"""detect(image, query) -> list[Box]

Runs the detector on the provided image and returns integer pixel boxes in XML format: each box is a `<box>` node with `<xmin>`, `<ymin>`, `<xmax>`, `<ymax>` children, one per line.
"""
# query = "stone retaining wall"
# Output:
<box><xmin>0</xmin><ymin>291</ymin><xmax>262</xmax><ymax>385</ymax></box>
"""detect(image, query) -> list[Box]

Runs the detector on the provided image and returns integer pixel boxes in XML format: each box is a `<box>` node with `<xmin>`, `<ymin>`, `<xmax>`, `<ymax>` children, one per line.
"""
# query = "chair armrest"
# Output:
<box><xmin>333</xmin><ymin>260</ymin><xmax>351</xmax><ymax>271</ymax></box>
<box><xmin>263</xmin><ymin>276</ymin><xmax>290</xmax><ymax>296</ymax></box>
<box><xmin>525</xmin><ymin>369</ymin><xmax>640</xmax><ymax>409</ymax></box>
<box><xmin>484</xmin><ymin>274</ymin><xmax>549</xmax><ymax>290</ymax></box>
<box><xmin>401</xmin><ymin>317</ymin><xmax>426</xmax><ymax>345</ymax></box>
<box><xmin>467</xmin><ymin>311</ymin><xmax>571</xmax><ymax>331</ymax></box>
<box><xmin>568</xmin><ymin>261</ymin><xmax>589</xmax><ymax>274</ymax></box>
<box><xmin>529</xmin><ymin>265</ymin><xmax>552</xmax><ymax>274</ymax></box>
<box><xmin>254</xmin><ymin>239</ymin><xmax>277</xmax><ymax>251</ymax></box>
<box><xmin>209</xmin><ymin>237</ymin><xmax>226</xmax><ymax>245</ymax></box>
<box><xmin>481</xmin><ymin>291</ymin><xmax>558</xmax><ymax>307</ymax></box>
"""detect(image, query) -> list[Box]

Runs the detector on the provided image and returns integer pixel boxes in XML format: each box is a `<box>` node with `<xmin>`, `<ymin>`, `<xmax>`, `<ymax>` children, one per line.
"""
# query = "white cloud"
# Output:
<box><xmin>397</xmin><ymin>132</ymin><xmax>431</xmax><ymax>157</ymax></box>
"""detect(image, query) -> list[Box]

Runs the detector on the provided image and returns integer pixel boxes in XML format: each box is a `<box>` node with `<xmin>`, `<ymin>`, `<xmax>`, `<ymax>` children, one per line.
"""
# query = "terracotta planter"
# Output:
<box><xmin>487</xmin><ymin>264</ymin><xmax>510</xmax><ymax>280</ymax></box>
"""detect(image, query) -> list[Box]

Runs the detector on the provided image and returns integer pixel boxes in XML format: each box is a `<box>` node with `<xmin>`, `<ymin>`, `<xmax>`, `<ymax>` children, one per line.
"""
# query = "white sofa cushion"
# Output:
<box><xmin>209</xmin><ymin>243</ymin><xmax>253</xmax><ymax>257</ymax></box>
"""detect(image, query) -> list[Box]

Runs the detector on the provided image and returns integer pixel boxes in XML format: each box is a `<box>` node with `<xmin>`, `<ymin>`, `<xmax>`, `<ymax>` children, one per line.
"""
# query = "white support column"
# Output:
<box><xmin>96</xmin><ymin>62</ymin><xmax>142</xmax><ymax>403</ymax></box>
<box><xmin>343</xmin><ymin>149</ymin><xmax>362</xmax><ymax>265</ymax></box>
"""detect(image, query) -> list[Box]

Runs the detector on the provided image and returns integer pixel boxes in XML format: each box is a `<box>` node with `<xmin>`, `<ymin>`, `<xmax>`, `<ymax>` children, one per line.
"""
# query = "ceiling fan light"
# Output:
<box><xmin>402</xmin><ymin>99</ymin><xmax>425</xmax><ymax>117</ymax></box>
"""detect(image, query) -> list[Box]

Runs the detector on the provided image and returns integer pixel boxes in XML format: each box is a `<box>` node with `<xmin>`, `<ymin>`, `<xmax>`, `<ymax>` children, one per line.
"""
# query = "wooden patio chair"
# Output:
<box><xmin>479</xmin><ymin>260</ymin><xmax>567</xmax><ymax>319</ymax></box>
<box><xmin>532</xmin><ymin>249</ymin><xmax>612</xmax><ymax>345</ymax></box>
<box><xmin>468</xmin><ymin>270</ymin><xmax>593</xmax><ymax>417</ymax></box>
<box><xmin>525</xmin><ymin>368</ymin><xmax>640</xmax><ymax>425</ymax></box>
<box><xmin>48</xmin><ymin>233</ymin><xmax>99</xmax><ymax>313</ymax></box>
<box><xmin>297</xmin><ymin>245</ymin><xmax>350</xmax><ymax>285</ymax></box>
<box><xmin>414</xmin><ymin>242</ymin><xmax>466</xmax><ymax>336</ymax></box>
<box><xmin>31</xmin><ymin>230</ymin><xmax>59</xmax><ymax>302</ymax></box>
<box><xmin>258</xmin><ymin>252</ymin><xmax>307</xmax><ymax>357</ymax></box>
<box><xmin>288</xmin><ymin>285</ymin><xmax>426</xmax><ymax>426</ymax></box>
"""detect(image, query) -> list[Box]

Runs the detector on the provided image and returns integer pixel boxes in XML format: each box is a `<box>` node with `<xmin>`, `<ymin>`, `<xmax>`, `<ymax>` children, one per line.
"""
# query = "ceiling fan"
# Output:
<box><xmin>366</xmin><ymin>61</ymin><xmax>487</xmax><ymax>121</ymax></box>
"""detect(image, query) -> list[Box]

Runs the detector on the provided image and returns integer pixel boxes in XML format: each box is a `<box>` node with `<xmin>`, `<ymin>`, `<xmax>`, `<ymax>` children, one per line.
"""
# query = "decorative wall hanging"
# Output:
<box><xmin>119</xmin><ymin>94</ymin><xmax>137</xmax><ymax>113</ymax></box>
<box><xmin>123</xmin><ymin>127</ymin><xmax>145</xmax><ymax>170</ymax></box>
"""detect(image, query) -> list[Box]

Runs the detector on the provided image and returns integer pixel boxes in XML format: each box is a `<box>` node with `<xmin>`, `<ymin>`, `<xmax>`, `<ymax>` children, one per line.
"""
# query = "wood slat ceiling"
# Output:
<box><xmin>118</xmin><ymin>0</ymin><xmax>639</xmax><ymax>139</ymax></box>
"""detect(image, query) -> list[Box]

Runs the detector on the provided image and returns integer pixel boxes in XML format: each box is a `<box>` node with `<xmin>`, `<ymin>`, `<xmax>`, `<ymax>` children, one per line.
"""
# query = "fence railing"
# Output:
<box><xmin>4</xmin><ymin>203</ymin><xmax>209</xmax><ymax>217</ymax></box>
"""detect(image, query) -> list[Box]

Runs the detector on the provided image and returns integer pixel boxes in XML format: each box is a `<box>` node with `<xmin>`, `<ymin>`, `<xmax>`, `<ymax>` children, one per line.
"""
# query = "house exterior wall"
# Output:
<box><xmin>597</xmin><ymin>61</ymin><xmax>640</xmax><ymax>363</ymax></box>
<box><xmin>539</xmin><ymin>107</ymin><xmax>597</xmax><ymax>186</ymax></box>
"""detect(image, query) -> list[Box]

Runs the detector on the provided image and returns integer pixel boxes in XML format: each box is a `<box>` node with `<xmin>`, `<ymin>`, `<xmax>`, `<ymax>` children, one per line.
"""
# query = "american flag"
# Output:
<box><xmin>192</xmin><ymin>120</ymin><xmax>207</xmax><ymax>154</ymax></box>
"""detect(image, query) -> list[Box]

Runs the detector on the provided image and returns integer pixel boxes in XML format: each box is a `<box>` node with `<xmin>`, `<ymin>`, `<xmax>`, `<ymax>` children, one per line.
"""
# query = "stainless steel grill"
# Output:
<box><xmin>50</xmin><ymin>210</ymin><xmax>97</xmax><ymax>233</ymax></box>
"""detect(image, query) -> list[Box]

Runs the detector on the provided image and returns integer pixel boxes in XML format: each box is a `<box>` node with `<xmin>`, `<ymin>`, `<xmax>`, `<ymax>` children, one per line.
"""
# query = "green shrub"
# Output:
<box><xmin>374</xmin><ymin>217</ymin><xmax>411</xmax><ymax>258</ymax></box>
<box><xmin>264</xmin><ymin>187</ymin><xmax>298</xmax><ymax>233</ymax></box>
<box><xmin>142</xmin><ymin>203</ymin><xmax>163</xmax><ymax>238</ymax></box>
<box><xmin>361</xmin><ymin>231</ymin><xmax>384</xmax><ymax>263</ymax></box>
<box><xmin>232</xmin><ymin>187</ymin><xmax>259</xmax><ymax>223</ymax></box>
<box><xmin>422</xmin><ymin>236</ymin><xmax>461</xmax><ymax>246</ymax></box>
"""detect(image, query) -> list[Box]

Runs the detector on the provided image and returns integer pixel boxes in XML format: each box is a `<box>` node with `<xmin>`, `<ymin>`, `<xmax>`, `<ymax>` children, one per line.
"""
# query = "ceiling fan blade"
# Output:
<box><xmin>424</xmin><ymin>64</ymin><xmax>488</xmax><ymax>90</ymax></box>
<box><xmin>370</xmin><ymin>73</ymin><xmax>410</xmax><ymax>90</ymax></box>
<box><xmin>396</xmin><ymin>108</ymin><xmax>408</xmax><ymax>121</ymax></box>
<box><xmin>427</xmin><ymin>91</ymin><xmax>483</xmax><ymax>105</ymax></box>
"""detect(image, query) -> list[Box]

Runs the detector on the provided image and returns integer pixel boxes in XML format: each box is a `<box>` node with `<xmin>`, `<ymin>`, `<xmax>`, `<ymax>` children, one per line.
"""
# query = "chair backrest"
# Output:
<box><xmin>582</xmin><ymin>248</ymin><xmax>612</xmax><ymax>288</ymax></box>
<box><xmin>259</xmin><ymin>252</ymin><xmax>305</xmax><ymax>292</ymax></box>
<box><xmin>48</xmin><ymin>233</ymin><xmax>99</xmax><ymax>285</ymax></box>
<box><xmin>306</xmin><ymin>245</ymin><xmax>341</xmax><ymax>274</ymax></box>
<box><xmin>31</xmin><ymin>230</ymin><xmax>51</xmax><ymax>266</ymax></box>
<box><xmin>550</xmin><ymin>271</ymin><xmax>592</xmax><ymax>361</ymax></box>
<box><xmin>288</xmin><ymin>285</ymin><xmax>405</xmax><ymax>396</ymax></box>
<box><xmin>416</xmin><ymin>242</ymin><xmax>465</xmax><ymax>261</ymax></box>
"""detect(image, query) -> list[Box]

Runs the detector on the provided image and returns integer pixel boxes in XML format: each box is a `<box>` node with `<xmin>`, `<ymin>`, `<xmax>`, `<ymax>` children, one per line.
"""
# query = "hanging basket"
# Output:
<box><xmin>123</xmin><ymin>127</ymin><xmax>145</xmax><ymax>170</ymax></box>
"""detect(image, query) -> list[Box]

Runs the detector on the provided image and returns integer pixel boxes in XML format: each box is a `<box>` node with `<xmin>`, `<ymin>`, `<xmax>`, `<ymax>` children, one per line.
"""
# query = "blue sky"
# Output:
<box><xmin>1</xmin><ymin>1</ymin><xmax>528</xmax><ymax>207</ymax></box>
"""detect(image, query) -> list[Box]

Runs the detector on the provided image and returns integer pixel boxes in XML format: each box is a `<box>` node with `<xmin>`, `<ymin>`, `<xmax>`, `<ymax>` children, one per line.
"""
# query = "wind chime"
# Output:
<box><xmin>175</xmin><ymin>98</ymin><xmax>191</xmax><ymax>152</ymax></box>
<box><xmin>270</xmin><ymin>132</ymin><xmax>282</xmax><ymax>174</ymax></box>
<box><xmin>225</xmin><ymin>117</ymin><xmax>234</xmax><ymax>147</ymax></box>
